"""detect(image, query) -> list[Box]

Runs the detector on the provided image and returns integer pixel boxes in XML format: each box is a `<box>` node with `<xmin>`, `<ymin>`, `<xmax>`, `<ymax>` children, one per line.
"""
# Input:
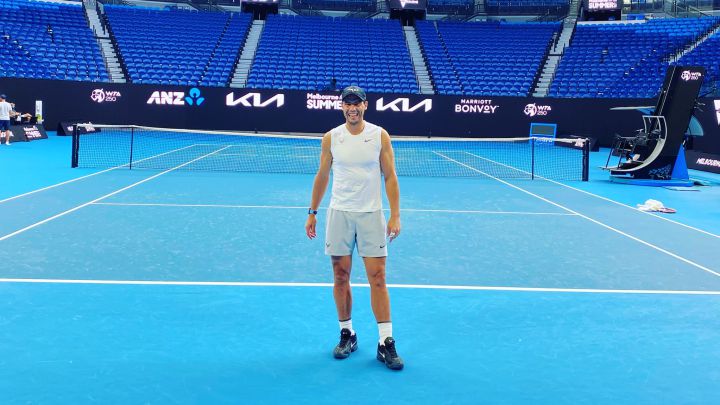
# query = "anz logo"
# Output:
<box><xmin>147</xmin><ymin>88</ymin><xmax>205</xmax><ymax>106</ymax></box>
<box><xmin>226</xmin><ymin>92</ymin><xmax>285</xmax><ymax>108</ymax></box>
<box><xmin>376</xmin><ymin>97</ymin><xmax>432</xmax><ymax>113</ymax></box>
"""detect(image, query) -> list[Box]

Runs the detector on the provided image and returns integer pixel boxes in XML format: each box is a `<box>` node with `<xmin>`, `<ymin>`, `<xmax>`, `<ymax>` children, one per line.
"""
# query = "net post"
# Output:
<box><xmin>531</xmin><ymin>137</ymin><xmax>535</xmax><ymax>180</ymax></box>
<box><xmin>582</xmin><ymin>138</ymin><xmax>590</xmax><ymax>181</ymax></box>
<box><xmin>129</xmin><ymin>126</ymin><xmax>135</xmax><ymax>170</ymax></box>
<box><xmin>71</xmin><ymin>124</ymin><xmax>79</xmax><ymax>168</ymax></box>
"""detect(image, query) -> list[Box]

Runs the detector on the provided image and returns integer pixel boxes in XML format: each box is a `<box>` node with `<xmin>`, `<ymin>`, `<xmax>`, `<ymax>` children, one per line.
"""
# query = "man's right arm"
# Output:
<box><xmin>305</xmin><ymin>132</ymin><xmax>332</xmax><ymax>239</ymax></box>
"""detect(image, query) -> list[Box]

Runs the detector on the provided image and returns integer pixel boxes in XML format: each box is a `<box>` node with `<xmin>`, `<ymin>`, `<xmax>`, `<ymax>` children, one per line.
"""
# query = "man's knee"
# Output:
<box><xmin>367</xmin><ymin>267</ymin><xmax>387</xmax><ymax>289</ymax></box>
<box><xmin>332</xmin><ymin>257</ymin><xmax>351</xmax><ymax>285</ymax></box>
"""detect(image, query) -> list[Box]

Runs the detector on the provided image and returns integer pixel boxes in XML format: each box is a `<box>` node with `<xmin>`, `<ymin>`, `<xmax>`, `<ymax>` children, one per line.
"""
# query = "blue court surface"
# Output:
<box><xmin>1</xmin><ymin>134</ymin><xmax>719</xmax><ymax>404</ymax></box>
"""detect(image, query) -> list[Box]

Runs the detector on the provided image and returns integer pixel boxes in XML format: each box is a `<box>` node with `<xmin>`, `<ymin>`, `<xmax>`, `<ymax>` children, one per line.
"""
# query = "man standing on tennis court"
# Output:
<box><xmin>305</xmin><ymin>86</ymin><xmax>404</xmax><ymax>370</ymax></box>
<box><xmin>0</xmin><ymin>95</ymin><xmax>13</xmax><ymax>145</ymax></box>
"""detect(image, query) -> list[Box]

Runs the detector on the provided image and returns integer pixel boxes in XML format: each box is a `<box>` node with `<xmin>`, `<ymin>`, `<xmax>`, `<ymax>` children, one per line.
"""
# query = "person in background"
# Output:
<box><xmin>0</xmin><ymin>94</ymin><xmax>13</xmax><ymax>145</ymax></box>
<box><xmin>10</xmin><ymin>103</ymin><xmax>34</xmax><ymax>124</ymax></box>
<box><xmin>327</xmin><ymin>77</ymin><xmax>337</xmax><ymax>91</ymax></box>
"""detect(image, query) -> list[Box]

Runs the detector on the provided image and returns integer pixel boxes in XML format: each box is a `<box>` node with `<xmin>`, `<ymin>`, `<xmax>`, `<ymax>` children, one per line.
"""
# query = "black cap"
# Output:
<box><xmin>341</xmin><ymin>86</ymin><xmax>366</xmax><ymax>103</ymax></box>
<box><xmin>0</xmin><ymin>94</ymin><xmax>6</xmax><ymax>99</ymax></box>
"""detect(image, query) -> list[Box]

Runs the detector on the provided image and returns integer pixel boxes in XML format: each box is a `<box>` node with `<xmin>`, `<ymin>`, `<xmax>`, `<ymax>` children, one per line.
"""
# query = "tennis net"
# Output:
<box><xmin>71</xmin><ymin>125</ymin><xmax>589</xmax><ymax>181</ymax></box>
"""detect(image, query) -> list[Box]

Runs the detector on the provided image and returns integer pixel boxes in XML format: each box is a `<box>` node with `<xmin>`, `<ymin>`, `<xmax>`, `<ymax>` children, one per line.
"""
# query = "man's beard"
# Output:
<box><xmin>345</xmin><ymin>111</ymin><xmax>363</xmax><ymax>121</ymax></box>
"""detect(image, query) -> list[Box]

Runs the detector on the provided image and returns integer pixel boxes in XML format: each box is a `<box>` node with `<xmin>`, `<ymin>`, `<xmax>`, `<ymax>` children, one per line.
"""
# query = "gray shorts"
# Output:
<box><xmin>325</xmin><ymin>208</ymin><xmax>387</xmax><ymax>257</ymax></box>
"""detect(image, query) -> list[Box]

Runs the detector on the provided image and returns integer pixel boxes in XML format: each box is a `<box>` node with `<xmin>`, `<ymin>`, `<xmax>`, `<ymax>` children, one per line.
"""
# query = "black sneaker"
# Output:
<box><xmin>333</xmin><ymin>328</ymin><xmax>357</xmax><ymax>359</ymax></box>
<box><xmin>376</xmin><ymin>337</ymin><xmax>404</xmax><ymax>370</ymax></box>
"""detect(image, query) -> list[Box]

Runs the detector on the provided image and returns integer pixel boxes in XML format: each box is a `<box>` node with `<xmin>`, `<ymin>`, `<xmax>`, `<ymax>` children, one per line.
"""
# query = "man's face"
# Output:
<box><xmin>342</xmin><ymin>99</ymin><xmax>367</xmax><ymax>124</ymax></box>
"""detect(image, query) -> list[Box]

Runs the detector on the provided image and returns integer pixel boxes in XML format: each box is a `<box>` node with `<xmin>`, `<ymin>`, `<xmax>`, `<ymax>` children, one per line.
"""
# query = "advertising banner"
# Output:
<box><xmin>0</xmin><ymin>77</ymin><xmax>717</xmax><ymax>150</ymax></box>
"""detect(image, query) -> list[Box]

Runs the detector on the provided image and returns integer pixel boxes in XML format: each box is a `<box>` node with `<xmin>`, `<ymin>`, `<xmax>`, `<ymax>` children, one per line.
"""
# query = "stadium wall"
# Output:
<box><xmin>1</xmin><ymin>78</ymin><xmax>718</xmax><ymax>149</ymax></box>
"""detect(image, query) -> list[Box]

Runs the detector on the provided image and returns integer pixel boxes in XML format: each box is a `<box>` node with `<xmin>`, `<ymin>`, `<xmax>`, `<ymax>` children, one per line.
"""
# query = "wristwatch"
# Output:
<box><xmin>308</xmin><ymin>208</ymin><xmax>318</xmax><ymax>215</ymax></box>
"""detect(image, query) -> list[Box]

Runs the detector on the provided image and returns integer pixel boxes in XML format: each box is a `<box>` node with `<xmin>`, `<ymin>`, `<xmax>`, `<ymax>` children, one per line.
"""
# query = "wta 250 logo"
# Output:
<box><xmin>90</xmin><ymin>89</ymin><xmax>122</xmax><ymax>103</ymax></box>
<box><xmin>524</xmin><ymin>103</ymin><xmax>552</xmax><ymax>117</ymax></box>
<box><xmin>680</xmin><ymin>70</ymin><xmax>702</xmax><ymax>81</ymax></box>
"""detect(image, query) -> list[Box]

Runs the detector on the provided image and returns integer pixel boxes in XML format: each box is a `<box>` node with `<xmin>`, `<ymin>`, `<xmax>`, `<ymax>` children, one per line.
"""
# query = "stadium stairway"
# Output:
<box><xmin>532</xmin><ymin>0</ymin><xmax>581</xmax><ymax>97</ymax></box>
<box><xmin>671</xmin><ymin>18</ymin><xmax>720</xmax><ymax>63</ymax></box>
<box><xmin>230</xmin><ymin>20</ymin><xmax>264</xmax><ymax>88</ymax></box>
<box><xmin>84</xmin><ymin>0</ymin><xmax>126</xmax><ymax>83</ymax></box>
<box><xmin>403</xmin><ymin>26</ymin><xmax>434</xmax><ymax>94</ymax></box>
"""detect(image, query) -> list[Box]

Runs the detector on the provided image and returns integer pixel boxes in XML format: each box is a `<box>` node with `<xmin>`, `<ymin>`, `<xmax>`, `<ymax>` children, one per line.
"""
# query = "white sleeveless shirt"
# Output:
<box><xmin>329</xmin><ymin>121</ymin><xmax>383</xmax><ymax>212</ymax></box>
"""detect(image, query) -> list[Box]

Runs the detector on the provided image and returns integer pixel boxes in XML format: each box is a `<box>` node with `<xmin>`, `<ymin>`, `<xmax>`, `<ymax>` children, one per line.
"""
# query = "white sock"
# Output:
<box><xmin>339</xmin><ymin>319</ymin><xmax>354</xmax><ymax>335</ymax></box>
<box><xmin>378</xmin><ymin>322</ymin><xmax>392</xmax><ymax>345</ymax></box>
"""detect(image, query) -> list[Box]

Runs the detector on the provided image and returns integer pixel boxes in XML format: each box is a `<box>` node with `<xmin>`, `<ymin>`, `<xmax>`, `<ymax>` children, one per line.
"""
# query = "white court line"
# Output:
<box><xmin>93</xmin><ymin>202</ymin><xmax>310</xmax><ymax>209</ymax></box>
<box><xmin>194</xmin><ymin>143</ymin><xmax>320</xmax><ymax>150</ymax></box>
<box><xmin>0</xmin><ymin>278</ymin><xmax>719</xmax><ymax>295</ymax></box>
<box><xmin>89</xmin><ymin>202</ymin><xmax>578</xmax><ymax>216</ymax></box>
<box><xmin>0</xmin><ymin>146</ymin><xmax>232</xmax><ymax>242</ymax></box>
<box><xmin>0</xmin><ymin>144</ymin><xmax>199</xmax><ymax>205</ymax></box>
<box><xmin>212</xmin><ymin>153</ymin><xmax>315</xmax><ymax>158</ymax></box>
<box><xmin>464</xmin><ymin>151</ymin><xmax>720</xmax><ymax>240</ymax></box>
<box><xmin>434</xmin><ymin>151</ymin><xmax>720</xmax><ymax>278</ymax></box>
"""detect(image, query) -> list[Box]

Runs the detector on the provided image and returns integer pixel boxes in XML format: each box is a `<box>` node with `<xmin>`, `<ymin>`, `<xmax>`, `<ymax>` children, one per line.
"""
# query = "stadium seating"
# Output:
<box><xmin>676</xmin><ymin>30</ymin><xmax>720</xmax><ymax>96</ymax></box>
<box><xmin>550</xmin><ymin>18</ymin><xmax>720</xmax><ymax>98</ymax></box>
<box><xmin>0</xmin><ymin>0</ymin><xmax>108</xmax><ymax>82</ymax></box>
<box><xmin>248</xmin><ymin>14</ymin><xmax>418</xmax><ymax>93</ymax></box>
<box><xmin>104</xmin><ymin>5</ymin><xmax>251</xmax><ymax>87</ymax></box>
<box><xmin>416</xmin><ymin>21</ymin><xmax>559</xmax><ymax>96</ymax></box>
<box><xmin>5</xmin><ymin>0</ymin><xmax>718</xmax><ymax>100</ymax></box>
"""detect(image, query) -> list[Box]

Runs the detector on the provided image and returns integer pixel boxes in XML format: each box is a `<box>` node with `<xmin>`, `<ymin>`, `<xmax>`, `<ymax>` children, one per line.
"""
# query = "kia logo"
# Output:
<box><xmin>226</xmin><ymin>92</ymin><xmax>285</xmax><ymax>108</ymax></box>
<box><xmin>376</xmin><ymin>97</ymin><xmax>432</xmax><ymax>113</ymax></box>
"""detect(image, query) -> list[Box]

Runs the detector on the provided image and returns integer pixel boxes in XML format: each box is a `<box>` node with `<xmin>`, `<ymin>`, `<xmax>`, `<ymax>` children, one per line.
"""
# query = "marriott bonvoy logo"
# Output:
<box><xmin>454</xmin><ymin>99</ymin><xmax>499</xmax><ymax>114</ymax></box>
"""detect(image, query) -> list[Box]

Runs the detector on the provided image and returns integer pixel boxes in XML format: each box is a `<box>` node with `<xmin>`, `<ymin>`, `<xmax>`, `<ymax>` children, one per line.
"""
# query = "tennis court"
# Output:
<box><xmin>1</xmin><ymin>131</ymin><xmax>719</xmax><ymax>403</ymax></box>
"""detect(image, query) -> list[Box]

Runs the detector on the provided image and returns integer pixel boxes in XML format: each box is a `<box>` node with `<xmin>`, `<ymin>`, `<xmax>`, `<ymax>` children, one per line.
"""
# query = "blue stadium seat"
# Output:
<box><xmin>549</xmin><ymin>17</ymin><xmax>720</xmax><ymax>98</ymax></box>
<box><xmin>676</xmin><ymin>25</ymin><xmax>720</xmax><ymax>96</ymax></box>
<box><xmin>248</xmin><ymin>15</ymin><xmax>418</xmax><ymax>93</ymax></box>
<box><xmin>104</xmin><ymin>5</ymin><xmax>252</xmax><ymax>87</ymax></box>
<box><xmin>416</xmin><ymin>20</ymin><xmax>559</xmax><ymax>96</ymax></box>
<box><xmin>0</xmin><ymin>0</ymin><xmax>109</xmax><ymax>82</ymax></box>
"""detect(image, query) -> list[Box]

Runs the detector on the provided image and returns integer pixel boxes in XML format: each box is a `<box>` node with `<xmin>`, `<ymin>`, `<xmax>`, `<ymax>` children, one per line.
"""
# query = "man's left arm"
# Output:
<box><xmin>379</xmin><ymin>129</ymin><xmax>400</xmax><ymax>239</ymax></box>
